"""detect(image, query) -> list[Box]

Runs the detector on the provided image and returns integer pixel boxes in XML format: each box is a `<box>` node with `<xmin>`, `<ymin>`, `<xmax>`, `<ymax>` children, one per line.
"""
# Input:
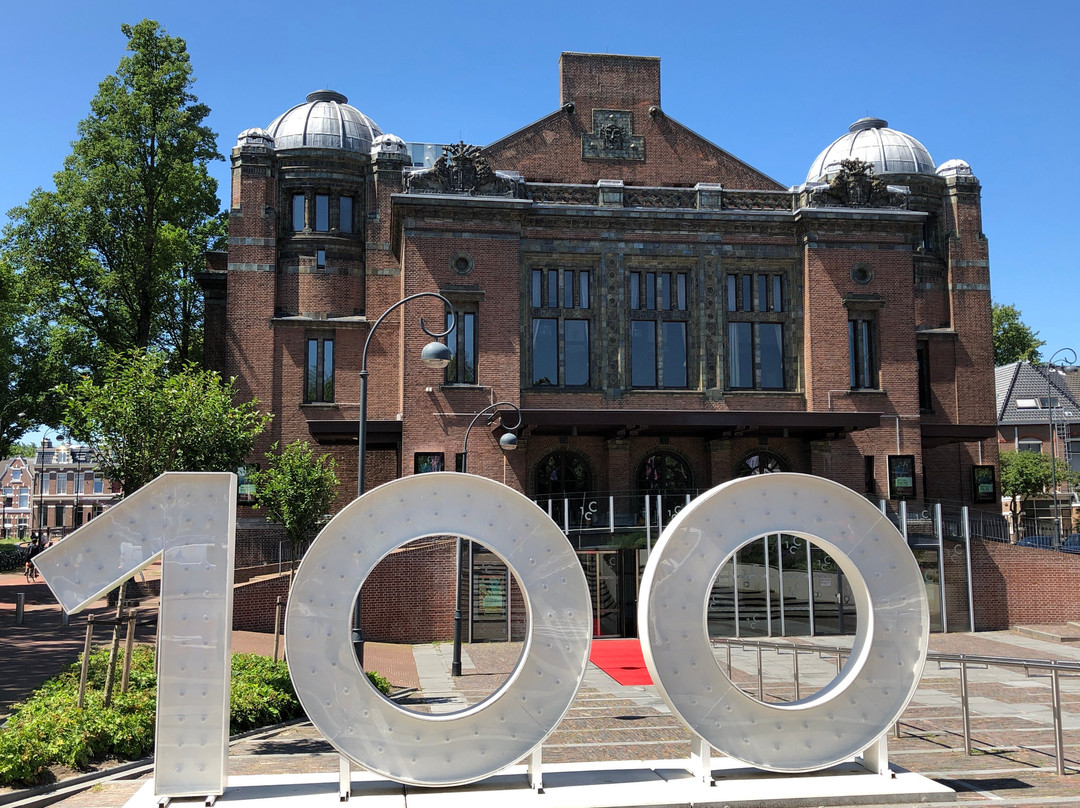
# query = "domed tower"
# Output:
<box><xmin>210</xmin><ymin>90</ymin><xmax>405</xmax><ymax>475</ymax></box>
<box><xmin>262</xmin><ymin>90</ymin><xmax>384</xmax><ymax>319</ymax></box>
<box><xmin>799</xmin><ymin>117</ymin><xmax>994</xmax><ymax>504</ymax></box>
<box><xmin>806</xmin><ymin>117</ymin><xmax>936</xmax><ymax>182</ymax></box>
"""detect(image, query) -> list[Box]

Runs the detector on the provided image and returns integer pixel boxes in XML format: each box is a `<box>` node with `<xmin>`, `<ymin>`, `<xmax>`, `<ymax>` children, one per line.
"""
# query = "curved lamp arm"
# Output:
<box><xmin>461</xmin><ymin>401</ymin><xmax>522</xmax><ymax>474</ymax></box>
<box><xmin>358</xmin><ymin>292</ymin><xmax>455</xmax><ymax>497</ymax></box>
<box><xmin>360</xmin><ymin>292</ymin><xmax>455</xmax><ymax>373</ymax></box>
<box><xmin>1047</xmin><ymin>347</ymin><xmax>1077</xmax><ymax>372</ymax></box>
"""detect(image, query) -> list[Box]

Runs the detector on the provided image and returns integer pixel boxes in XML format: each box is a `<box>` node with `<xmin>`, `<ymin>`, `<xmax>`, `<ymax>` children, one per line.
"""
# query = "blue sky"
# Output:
<box><xmin>4</xmin><ymin>1</ymin><xmax>1078</xmax><ymax>440</ymax></box>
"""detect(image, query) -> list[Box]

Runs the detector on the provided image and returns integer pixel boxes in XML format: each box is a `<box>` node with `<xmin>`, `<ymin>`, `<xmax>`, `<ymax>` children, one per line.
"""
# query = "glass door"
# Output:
<box><xmin>579</xmin><ymin>550</ymin><xmax>622</xmax><ymax>637</ymax></box>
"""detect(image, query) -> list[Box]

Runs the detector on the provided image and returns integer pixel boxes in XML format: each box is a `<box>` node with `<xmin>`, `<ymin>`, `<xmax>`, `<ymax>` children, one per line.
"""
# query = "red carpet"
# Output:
<box><xmin>589</xmin><ymin>639</ymin><xmax>653</xmax><ymax>686</ymax></box>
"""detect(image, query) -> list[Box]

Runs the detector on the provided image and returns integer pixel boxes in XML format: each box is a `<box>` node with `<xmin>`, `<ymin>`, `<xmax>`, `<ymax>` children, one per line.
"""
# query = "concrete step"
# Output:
<box><xmin>1014</xmin><ymin>623</ymin><xmax>1080</xmax><ymax>643</ymax></box>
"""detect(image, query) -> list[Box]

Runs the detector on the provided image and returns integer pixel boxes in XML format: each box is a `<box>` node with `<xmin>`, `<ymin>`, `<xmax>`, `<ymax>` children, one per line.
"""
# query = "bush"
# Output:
<box><xmin>229</xmin><ymin>654</ymin><xmax>303</xmax><ymax>733</ymax></box>
<box><xmin>366</xmin><ymin>670</ymin><xmax>392</xmax><ymax>695</ymax></box>
<box><xmin>0</xmin><ymin>647</ymin><xmax>301</xmax><ymax>786</ymax></box>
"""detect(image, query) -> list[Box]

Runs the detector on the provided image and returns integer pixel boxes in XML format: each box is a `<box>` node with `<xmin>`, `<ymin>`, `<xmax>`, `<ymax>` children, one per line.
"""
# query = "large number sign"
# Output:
<box><xmin>35</xmin><ymin>471</ymin><xmax>928</xmax><ymax>798</ymax></box>
<box><xmin>34</xmin><ymin>473</ymin><xmax>235</xmax><ymax>799</ymax></box>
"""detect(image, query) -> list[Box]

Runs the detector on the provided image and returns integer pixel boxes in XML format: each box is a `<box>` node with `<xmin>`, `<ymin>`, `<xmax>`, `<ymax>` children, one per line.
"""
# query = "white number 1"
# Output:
<box><xmin>34</xmin><ymin>472</ymin><xmax>236</xmax><ymax>799</ymax></box>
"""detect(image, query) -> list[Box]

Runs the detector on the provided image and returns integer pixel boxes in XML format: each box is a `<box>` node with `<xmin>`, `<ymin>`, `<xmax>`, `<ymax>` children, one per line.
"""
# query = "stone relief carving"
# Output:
<box><xmin>807</xmin><ymin>159</ymin><xmax>909</xmax><ymax>209</ymax></box>
<box><xmin>582</xmin><ymin>110</ymin><xmax>645</xmax><ymax>161</ymax></box>
<box><xmin>405</xmin><ymin>141</ymin><xmax>523</xmax><ymax>197</ymax></box>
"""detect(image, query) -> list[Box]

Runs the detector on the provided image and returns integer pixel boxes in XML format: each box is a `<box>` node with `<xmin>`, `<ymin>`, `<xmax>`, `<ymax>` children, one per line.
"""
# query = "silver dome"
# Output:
<box><xmin>806</xmin><ymin>118</ymin><xmax>935</xmax><ymax>183</ymax></box>
<box><xmin>936</xmin><ymin>158</ymin><xmax>973</xmax><ymax>178</ymax></box>
<box><xmin>266</xmin><ymin>90</ymin><xmax>383</xmax><ymax>153</ymax></box>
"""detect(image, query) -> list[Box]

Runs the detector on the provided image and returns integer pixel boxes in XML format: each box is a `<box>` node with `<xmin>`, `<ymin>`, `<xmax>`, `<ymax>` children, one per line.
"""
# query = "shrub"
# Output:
<box><xmin>366</xmin><ymin>670</ymin><xmax>392</xmax><ymax>695</ymax></box>
<box><xmin>0</xmin><ymin>647</ymin><xmax>302</xmax><ymax>786</ymax></box>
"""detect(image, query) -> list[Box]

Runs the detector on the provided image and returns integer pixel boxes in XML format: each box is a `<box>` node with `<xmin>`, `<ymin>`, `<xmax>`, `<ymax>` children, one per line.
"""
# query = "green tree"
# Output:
<box><xmin>0</xmin><ymin>257</ymin><xmax>64</xmax><ymax>454</ymax></box>
<box><xmin>61</xmin><ymin>350</ymin><xmax>270</xmax><ymax>497</ymax></box>
<box><xmin>999</xmin><ymin>450</ymin><xmax>1077</xmax><ymax>534</ymax></box>
<box><xmin>993</xmin><ymin>302</ymin><xmax>1044</xmax><ymax>366</ymax></box>
<box><xmin>252</xmin><ymin>441</ymin><xmax>339</xmax><ymax>573</ymax></box>
<box><xmin>1</xmin><ymin>19</ymin><xmax>222</xmax><ymax>378</ymax></box>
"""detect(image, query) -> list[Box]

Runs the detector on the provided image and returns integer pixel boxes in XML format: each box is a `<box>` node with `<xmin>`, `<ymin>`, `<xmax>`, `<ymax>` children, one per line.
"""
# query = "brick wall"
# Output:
<box><xmin>484</xmin><ymin>53</ymin><xmax>782</xmax><ymax>190</ymax></box>
<box><xmin>971</xmin><ymin>539</ymin><xmax>1080</xmax><ymax>629</ymax></box>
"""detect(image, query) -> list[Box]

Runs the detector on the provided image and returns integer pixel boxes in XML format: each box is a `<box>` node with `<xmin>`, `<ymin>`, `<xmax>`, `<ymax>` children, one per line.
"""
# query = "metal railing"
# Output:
<box><xmin>712</xmin><ymin>637</ymin><xmax>1079</xmax><ymax>775</ymax></box>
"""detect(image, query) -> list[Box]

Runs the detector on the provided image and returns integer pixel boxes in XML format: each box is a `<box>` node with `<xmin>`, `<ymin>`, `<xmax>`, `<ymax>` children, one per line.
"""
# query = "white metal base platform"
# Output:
<box><xmin>123</xmin><ymin>759</ymin><xmax>954</xmax><ymax>808</ymax></box>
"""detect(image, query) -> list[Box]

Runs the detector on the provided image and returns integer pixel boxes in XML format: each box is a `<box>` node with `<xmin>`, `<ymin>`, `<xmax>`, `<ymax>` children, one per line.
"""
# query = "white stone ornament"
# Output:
<box><xmin>34</xmin><ymin>473</ymin><xmax>236</xmax><ymax>799</ymax></box>
<box><xmin>285</xmin><ymin>472</ymin><xmax>593</xmax><ymax>787</ymax></box>
<box><xmin>639</xmin><ymin>472</ymin><xmax>929</xmax><ymax>772</ymax></box>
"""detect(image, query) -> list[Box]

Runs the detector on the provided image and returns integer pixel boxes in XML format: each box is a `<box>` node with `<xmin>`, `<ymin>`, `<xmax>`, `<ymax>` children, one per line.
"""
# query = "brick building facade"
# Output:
<box><xmin>202</xmin><ymin>53</ymin><xmax>998</xmax><ymax>640</ymax></box>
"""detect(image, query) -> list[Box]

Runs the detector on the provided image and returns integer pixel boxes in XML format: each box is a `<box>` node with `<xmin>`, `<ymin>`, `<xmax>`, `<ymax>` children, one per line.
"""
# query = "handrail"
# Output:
<box><xmin>710</xmin><ymin>636</ymin><xmax>1077</xmax><ymax>775</ymax></box>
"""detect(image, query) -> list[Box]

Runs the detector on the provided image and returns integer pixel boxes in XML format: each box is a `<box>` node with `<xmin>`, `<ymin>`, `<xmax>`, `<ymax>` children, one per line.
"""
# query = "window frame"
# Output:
<box><xmin>629</xmin><ymin>268</ymin><xmax>691</xmax><ymax>390</ymax></box>
<box><xmin>849</xmin><ymin>315</ymin><xmax>879</xmax><ymax>390</ymax></box>
<box><xmin>304</xmin><ymin>335</ymin><xmax>335</xmax><ymax>404</ymax></box>
<box><xmin>723</xmin><ymin>269</ymin><xmax>789</xmax><ymax>391</ymax></box>
<box><xmin>444</xmin><ymin>309</ymin><xmax>479</xmax><ymax>386</ymax></box>
<box><xmin>529</xmin><ymin>266</ymin><xmax>595</xmax><ymax>389</ymax></box>
<box><xmin>291</xmin><ymin>193</ymin><xmax>306</xmax><ymax>231</ymax></box>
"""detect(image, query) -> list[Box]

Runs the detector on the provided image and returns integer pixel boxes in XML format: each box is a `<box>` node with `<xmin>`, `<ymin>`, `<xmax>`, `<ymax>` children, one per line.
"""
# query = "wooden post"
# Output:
<box><xmin>121</xmin><ymin>611</ymin><xmax>137</xmax><ymax>693</ymax></box>
<box><xmin>102</xmin><ymin>581</ymin><xmax>127</xmax><ymax>707</ymax></box>
<box><xmin>273</xmin><ymin>596</ymin><xmax>283</xmax><ymax>662</ymax></box>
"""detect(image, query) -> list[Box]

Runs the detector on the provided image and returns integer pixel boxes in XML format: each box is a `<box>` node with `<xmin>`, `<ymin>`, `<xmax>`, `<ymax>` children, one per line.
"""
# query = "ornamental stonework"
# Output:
<box><xmin>582</xmin><ymin>110</ymin><xmax>645</xmax><ymax>161</ymax></box>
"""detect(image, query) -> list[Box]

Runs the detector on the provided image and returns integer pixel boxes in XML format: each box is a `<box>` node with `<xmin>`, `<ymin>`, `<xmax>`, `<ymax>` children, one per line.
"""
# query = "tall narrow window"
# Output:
<box><xmin>728</xmin><ymin>322</ymin><xmax>753</xmax><ymax>388</ymax></box>
<box><xmin>339</xmin><ymin>196</ymin><xmax>353</xmax><ymax>233</ymax></box>
<box><xmin>849</xmin><ymin>317</ymin><xmax>878</xmax><ymax>389</ymax></box>
<box><xmin>632</xmin><ymin>321</ymin><xmax>657</xmax><ymax>387</ymax></box>
<box><xmin>305</xmin><ymin>337</ymin><xmax>335</xmax><ymax>402</ymax></box>
<box><xmin>292</xmin><ymin>193</ymin><xmax>305</xmax><ymax>231</ymax></box>
<box><xmin>565</xmin><ymin>320</ymin><xmax>590</xmax><ymax>386</ymax></box>
<box><xmin>315</xmin><ymin>194</ymin><xmax>329</xmax><ymax>231</ymax></box>
<box><xmin>916</xmin><ymin>343</ymin><xmax>932</xmax><ymax>411</ymax></box>
<box><xmin>759</xmin><ymin>323</ymin><xmax>784</xmax><ymax>389</ymax></box>
<box><xmin>445</xmin><ymin>310</ymin><xmax>478</xmax><ymax>385</ymax></box>
<box><xmin>531</xmin><ymin>270</ymin><xmax>542</xmax><ymax>307</ymax></box>
<box><xmin>532</xmin><ymin>318</ymin><xmax>558</xmax><ymax>385</ymax></box>
<box><xmin>661</xmin><ymin>322</ymin><xmax>688</xmax><ymax>387</ymax></box>
<box><xmin>316</xmin><ymin>249</ymin><xmax>326</xmax><ymax>269</ymax></box>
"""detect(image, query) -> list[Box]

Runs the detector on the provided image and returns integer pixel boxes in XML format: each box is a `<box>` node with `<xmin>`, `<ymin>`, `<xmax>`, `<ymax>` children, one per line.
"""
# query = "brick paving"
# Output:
<box><xmin>9</xmin><ymin>570</ymin><xmax>1080</xmax><ymax>806</ymax></box>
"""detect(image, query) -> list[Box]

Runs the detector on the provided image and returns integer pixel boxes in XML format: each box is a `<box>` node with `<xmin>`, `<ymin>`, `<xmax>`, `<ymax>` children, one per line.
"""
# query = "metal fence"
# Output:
<box><xmin>712</xmin><ymin>637</ymin><xmax>1078</xmax><ymax>776</ymax></box>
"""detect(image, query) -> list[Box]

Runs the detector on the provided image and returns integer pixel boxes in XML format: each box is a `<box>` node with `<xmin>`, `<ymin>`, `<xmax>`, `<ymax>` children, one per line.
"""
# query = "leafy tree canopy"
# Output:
<box><xmin>999</xmin><ymin>450</ymin><xmax>1079</xmax><ymax>531</ymax></box>
<box><xmin>0</xmin><ymin>19</ymin><xmax>223</xmax><ymax>390</ymax></box>
<box><xmin>993</xmin><ymin>302</ymin><xmax>1044</xmax><ymax>366</ymax></box>
<box><xmin>252</xmin><ymin>441</ymin><xmax>339</xmax><ymax>564</ymax></box>
<box><xmin>61</xmin><ymin>350</ymin><xmax>270</xmax><ymax>497</ymax></box>
<box><xmin>0</xmin><ymin>256</ymin><xmax>65</xmax><ymax>454</ymax></box>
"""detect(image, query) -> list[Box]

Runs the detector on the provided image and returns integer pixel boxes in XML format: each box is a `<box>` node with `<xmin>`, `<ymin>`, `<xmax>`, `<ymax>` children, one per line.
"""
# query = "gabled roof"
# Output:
<box><xmin>996</xmin><ymin>361</ymin><xmax>1080</xmax><ymax>425</ymax></box>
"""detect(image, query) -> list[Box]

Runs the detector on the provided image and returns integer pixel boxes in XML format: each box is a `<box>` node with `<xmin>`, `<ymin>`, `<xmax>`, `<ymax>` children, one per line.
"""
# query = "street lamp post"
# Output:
<box><xmin>1046</xmin><ymin>348</ymin><xmax>1077</xmax><ymax>546</ymax></box>
<box><xmin>354</xmin><ymin>292</ymin><xmax>454</xmax><ymax>667</ymax></box>
<box><xmin>453</xmin><ymin>401</ymin><xmax>522</xmax><ymax>677</ymax></box>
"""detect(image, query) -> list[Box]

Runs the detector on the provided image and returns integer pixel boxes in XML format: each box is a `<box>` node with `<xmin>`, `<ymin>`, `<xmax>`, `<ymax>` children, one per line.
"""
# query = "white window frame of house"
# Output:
<box><xmin>1017</xmin><ymin>438</ymin><xmax>1043</xmax><ymax>453</ymax></box>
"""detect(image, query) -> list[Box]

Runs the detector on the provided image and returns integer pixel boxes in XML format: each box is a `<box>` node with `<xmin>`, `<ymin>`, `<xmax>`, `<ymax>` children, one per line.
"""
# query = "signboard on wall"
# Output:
<box><xmin>972</xmin><ymin>465</ymin><xmax>996</xmax><ymax>503</ymax></box>
<box><xmin>888</xmin><ymin>455</ymin><xmax>916</xmax><ymax>500</ymax></box>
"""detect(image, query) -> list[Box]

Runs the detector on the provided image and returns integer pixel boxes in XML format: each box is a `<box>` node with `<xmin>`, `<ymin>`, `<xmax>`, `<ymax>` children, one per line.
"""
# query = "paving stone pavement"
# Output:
<box><xmin>8</xmin><ymin>569</ymin><xmax>1080</xmax><ymax>806</ymax></box>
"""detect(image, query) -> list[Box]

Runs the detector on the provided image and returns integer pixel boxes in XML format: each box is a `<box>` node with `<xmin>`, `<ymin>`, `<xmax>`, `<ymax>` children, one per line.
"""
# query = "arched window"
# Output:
<box><xmin>736</xmin><ymin>450</ymin><xmax>789</xmax><ymax>477</ymax></box>
<box><xmin>534</xmin><ymin>451</ymin><xmax>592</xmax><ymax>499</ymax></box>
<box><xmin>637</xmin><ymin>450</ymin><xmax>693</xmax><ymax>494</ymax></box>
